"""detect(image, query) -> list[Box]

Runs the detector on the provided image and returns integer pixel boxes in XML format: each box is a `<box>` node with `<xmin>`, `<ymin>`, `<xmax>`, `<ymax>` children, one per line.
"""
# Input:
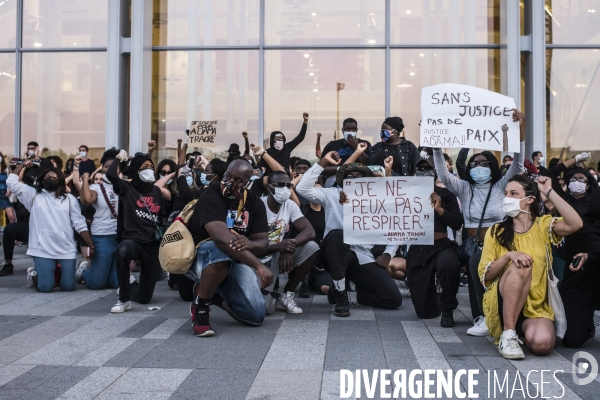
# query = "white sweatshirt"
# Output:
<box><xmin>7</xmin><ymin>174</ymin><xmax>88</xmax><ymax>259</ymax></box>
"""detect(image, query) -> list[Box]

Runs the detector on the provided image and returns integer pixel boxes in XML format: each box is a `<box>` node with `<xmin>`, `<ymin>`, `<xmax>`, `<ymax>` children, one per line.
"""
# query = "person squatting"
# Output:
<box><xmin>1</xmin><ymin>110</ymin><xmax>597</xmax><ymax>360</ymax></box>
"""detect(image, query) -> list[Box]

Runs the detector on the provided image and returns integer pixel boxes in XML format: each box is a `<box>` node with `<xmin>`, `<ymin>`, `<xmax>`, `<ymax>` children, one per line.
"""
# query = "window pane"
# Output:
<box><xmin>21</xmin><ymin>52</ymin><xmax>107</xmax><ymax>162</ymax></box>
<box><xmin>0</xmin><ymin>53</ymin><xmax>15</xmax><ymax>158</ymax></box>
<box><xmin>22</xmin><ymin>0</ymin><xmax>108</xmax><ymax>48</ymax></box>
<box><xmin>0</xmin><ymin>0</ymin><xmax>17</xmax><ymax>49</ymax></box>
<box><xmin>390</xmin><ymin>49</ymin><xmax>501</xmax><ymax>154</ymax></box>
<box><xmin>547</xmin><ymin>49</ymin><xmax>600</xmax><ymax>162</ymax></box>
<box><xmin>546</xmin><ymin>0</ymin><xmax>600</xmax><ymax>44</ymax></box>
<box><xmin>265</xmin><ymin>49</ymin><xmax>384</xmax><ymax>161</ymax></box>
<box><xmin>152</xmin><ymin>50</ymin><xmax>259</xmax><ymax>160</ymax></box>
<box><xmin>153</xmin><ymin>0</ymin><xmax>260</xmax><ymax>47</ymax></box>
<box><xmin>265</xmin><ymin>0</ymin><xmax>386</xmax><ymax>45</ymax></box>
<box><xmin>391</xmin><ymin>0</ymin><xmax>500</xmax><ymax>44</ymax></box>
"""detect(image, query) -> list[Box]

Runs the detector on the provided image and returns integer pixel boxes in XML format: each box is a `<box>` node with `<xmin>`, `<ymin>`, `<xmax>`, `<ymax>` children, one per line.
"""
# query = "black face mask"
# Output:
<box><xmin>42</xmin><ymin>179</ymin><xmax>59</xmax><ymax>192</ymax></box>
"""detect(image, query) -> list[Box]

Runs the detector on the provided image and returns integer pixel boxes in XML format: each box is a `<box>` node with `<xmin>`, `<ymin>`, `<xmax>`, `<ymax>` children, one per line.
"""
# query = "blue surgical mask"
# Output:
<box><xmin>470</xmin><ymin>167</ymin><xmax>492</xmax><ymax>184</ymax></box>
<box><xmin>380</xmin><ymin>130</ymin><xmax>392</xmax><ymax>142</ymax></box>
<box><xmin>200</xmin><ymin>173</ymin><xmax>212</xmax><ymax>186</ymax></box>
<box><xmin>186</xmin><ymin>176</ymin><xmax>194</xmax><ymax>186</ymax></box>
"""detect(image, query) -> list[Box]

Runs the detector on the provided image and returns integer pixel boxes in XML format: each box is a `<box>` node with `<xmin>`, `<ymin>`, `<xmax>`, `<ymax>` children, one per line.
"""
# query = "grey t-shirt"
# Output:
<box><xmin>89</xmin><ymin>183</ymin><xmax>118</xmax><ymax>236</ymax></box>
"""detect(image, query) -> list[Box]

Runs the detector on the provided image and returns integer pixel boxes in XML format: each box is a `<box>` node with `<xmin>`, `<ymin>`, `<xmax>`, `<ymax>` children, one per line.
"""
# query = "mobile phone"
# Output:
<box><xmin>188</xmin><ymin>156</ymin><xmax>195</xmax><ymax>168</ymax></box>
<box><xmin>573</xmin><ymin>257</ymin><xmax>582</xmax><ymax>269</ymax></box>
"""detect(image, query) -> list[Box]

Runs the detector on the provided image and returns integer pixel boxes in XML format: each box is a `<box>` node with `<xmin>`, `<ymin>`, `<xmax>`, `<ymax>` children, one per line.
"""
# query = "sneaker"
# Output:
<box><xmin>498</xmin><ymin>330</ymin><xmax>525</xmax><ymax>360</ymax></box>
<box><xmin>190</xmin><ymin>281</ymin><xmax>201</xmax><ymax>320</ymax></box>
<box><xmin>0</xmin><ymin>263</ymin><xmax>14</xmax><ymax>276</ymax></box>
<box><xmin>467</xmin><ymin>316</ymin><xmax>490</xmax><ymax>336</ymax></box>
<box><xmin>275</xmin><ymin>291</ymin><xmax>303</xmax><ymax>314</ymax></box>
<box><xmin>27</xmin><ymin>267</ymin><xmax>37</xmax><ymax>287</ymax></box>
<box><xmin>440</xmin><ymin>309</ymin><xmax>455</xmax><ymax>328</ymax></box>
<box><xmin>75</xmin><ymin>261</ymin><xmax>89</xmax><ymax>284</ymax></box>
<box><xmin>192</xmin><ymin>308</ymin><xmax>214</xmax><ymax>337</ymax></box>
<box><xmin>334</xmin><ymin>289</ymin><xmax>350</xmax><ymax>317</ymax></box>
<box><xmin>326</xmin><ymin>286</ymin><xmax>337</xmax><ymax>305</ymax></box>
<box><xmin>459</xmin><ymin>273</ymin><xmax>468</xmax><ymax>287</ymax></box>
<box><xmin>298</xmin><ymin>278</ymin><xmax>310</xmax><ymax>298</ymax></box>
<box><xmin>129</xmin><ymin>275</ymin><xmax>137</xmax><ymax>285</ymax></box>
<box><xmin>111</xmin><ymin>300</ymin><xmax>132</xmax><ymax>313</ymax></box>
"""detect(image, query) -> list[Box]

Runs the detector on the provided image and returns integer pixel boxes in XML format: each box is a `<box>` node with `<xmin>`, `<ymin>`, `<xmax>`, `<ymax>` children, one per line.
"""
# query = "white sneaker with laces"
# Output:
<box><xmin>75</xmin><ymin>261</ymin><xmax>89</xmax><ymax>284</ymax></box>
<box><xmin>26</xmin><ymin>267</ymin><xmax>36</xmax><ymax>287</ymax></box>
<box><xmin>275</xmin><ymin>291</ymin><xmax>303</xmax><ymax>314</ymax></box>
<box><xmin>111</xmin><ymin>300</ymin><xmax>132</xmax><ymax>313</ymax></box>
<box><xmin>498</xmin><ymin>330</ymin><xmax>525</xmax><ymax>359</ymax></box>
<box><xmin>130</xmin><ymin>275</ymin><xmax>137</xmax><ymax>284</ymax></box>
<box><xmin>467</xmin><ymin>316</ymin><xmax>490</xmax><ymax>336</ymax></box>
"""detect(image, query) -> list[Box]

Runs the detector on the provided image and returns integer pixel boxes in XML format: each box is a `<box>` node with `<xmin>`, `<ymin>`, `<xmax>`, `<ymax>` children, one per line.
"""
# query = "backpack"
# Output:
<box><xmin>158</xmin><ymin>199</ymin><xmax>201</xmax><ymax>274</ymax></box>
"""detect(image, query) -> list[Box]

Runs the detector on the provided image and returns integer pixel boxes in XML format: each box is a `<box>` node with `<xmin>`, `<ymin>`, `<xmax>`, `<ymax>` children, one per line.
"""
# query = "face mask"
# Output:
<box><xmin>166</xmin><ymin>179</ymin><xmax>173</xmax><ymax>185</ymax></box>
<box><xmin>250</xmin><ymin>175</ymin><xmax>259</xmax><ymax>181</ymax></box>
<box><xmin>470</xmin><ymin>167</ymin><xmax>492</xmax><ymax>184</ymax></box>
<box><xmin>200</xmin><ymin>173</ymin><xmax>212</xmax><ymax>186</ymax></box>
<box><xmin>139</xmin><ymin>169</ymin><xmax>155</xmax><ymax>183</ymax></box>
<box><xmin>419</xmin><ymin>151</ymin><xmax>428</xmax><ymax>158</ymax></box>
<box><xmin>502</xmin><ymin>197</ymin><xmax>532</xmax><ymax>218</ymax></box>
<box><xmin>102</xmin><ymin>174</ymin><xmax>111</xmax><ymax>184</ymax></box>
<box><xmin>221</xmin><ymin>179</ymin><xmax>243</xmax><ymax>200</ymax></box>
<box><xmin>272</xmin><ymin>187</ymin><xmax>291</xmax><ymax>204</ymax></box>
<box><xmin>27</xmin><ymin>150</ymin><xmax>35</xmax><ymax>157</ymax></box>
<box><xmin>273</xmin><ymin>140</ymin><xmax>284</xmax><ymax>150</ymax></box>
<box><xmin>79</xmin><ymin>151</ymin><xmax>87</xmax><ymax>158</ymax></box>
<box><xmin>538</xmin><ymin>157</ymin><xmax>545</xmax><ymax>163</ymax></box>
<box><xmin>186</xmin><ymin>176</ymin><xmax>194</xmax><ymax>186</ymax></box>
<box><xmin>42</xmin><ymin>178</ymin><xmax>59</xmax><ymax>192</ymax></box>
<box><xmin>416</xmin><ymin>169</ymin><xmax>437</xmax><ymax>178</ymax></box>
<box><xmin>568</xmin><ymin>181</ymin><xmax>587</xmax><ymax>195</ymax></box>
<box><xmin>380</xmin><ymin>130</ymin><xmax>392</xmax><ymax>142</ymax></box>
<box><xmin>343</xmin><ymin>131</ymin><xmax>356</xmax><ymax>141</ymax></box>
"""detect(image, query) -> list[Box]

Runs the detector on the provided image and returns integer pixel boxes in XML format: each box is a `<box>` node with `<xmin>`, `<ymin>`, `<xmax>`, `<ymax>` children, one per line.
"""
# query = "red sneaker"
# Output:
<box><xmin>192</xmin><ymin>309</ymin><xmax>214</xmax><ymax>337</ymax></box>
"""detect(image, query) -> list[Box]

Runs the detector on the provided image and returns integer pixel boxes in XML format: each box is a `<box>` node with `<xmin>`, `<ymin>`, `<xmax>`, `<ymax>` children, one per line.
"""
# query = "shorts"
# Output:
<box><xmin>497</xmin><ymin>283</ymin><xmax>528</xmax><ymax>337</ymax></box>
<box><xmin>0</xmin><ymin>198</ymin><xmax>13</xmax><ymax>209</ymax></box>
<box><xmin>185</xmin><ymin>240</ymin><xmax>233</xmax><ymax>281</ymax></box>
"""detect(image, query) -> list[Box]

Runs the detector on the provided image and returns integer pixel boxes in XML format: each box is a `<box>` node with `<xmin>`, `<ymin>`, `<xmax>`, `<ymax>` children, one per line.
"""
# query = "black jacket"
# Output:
<box><xmin>367</xmin><ymin>137</ymin><xmax>418</xmax><ymax>176</ymax></box>
<box><xmin>258</xmin><ymin>123</ymin><xmax>307</xmax><ymax>174</ymax></box>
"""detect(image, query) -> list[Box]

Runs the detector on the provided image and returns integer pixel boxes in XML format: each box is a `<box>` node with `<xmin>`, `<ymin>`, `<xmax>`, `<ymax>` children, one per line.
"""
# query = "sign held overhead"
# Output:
<box><xmin>188</xmin><ymin>121</ymin><xmax>217</xmax><ymax>147</ymax></box>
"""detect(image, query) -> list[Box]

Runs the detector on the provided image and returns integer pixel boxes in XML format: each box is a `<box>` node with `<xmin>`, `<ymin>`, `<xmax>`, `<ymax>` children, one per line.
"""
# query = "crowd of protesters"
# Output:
<box><xmin>1</xmin><ymin>109</ymin><xmax>599</xmax><ymax>361</ymax></box>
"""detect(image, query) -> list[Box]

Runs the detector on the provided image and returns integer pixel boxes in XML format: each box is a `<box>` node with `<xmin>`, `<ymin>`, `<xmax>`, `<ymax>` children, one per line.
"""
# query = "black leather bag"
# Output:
<box><xmin>457</xmin><ymin>187</ymin><xmax>493</xmax><ymax>264</ymax></box>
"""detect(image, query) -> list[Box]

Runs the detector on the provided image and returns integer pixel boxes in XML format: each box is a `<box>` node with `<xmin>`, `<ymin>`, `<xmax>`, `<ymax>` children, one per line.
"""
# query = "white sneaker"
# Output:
<box><xmin>27</xmin><ymin>267</ymin><xmax>37</xmax><ymax>287</ymax></box>
<box><xmin>498</xmin><ymin>330</ymin><xmax>525</xmax><ymax>359</ymax></box>
<box><xmin>275</xmin><ymin>292</ymin><xmax>303</xmax><ymax>314</ymax></box>
<box><xmin>467</xmin><ymin>316</ymin><xmax>490</xmax><ymax>336</ymax></box>
<box><xmin>130</xmin><ymin>275</ymin><xmax>137</xmax><ymax>285</ymax></box>
<box><xmin>111</xmin><ymin>300</ymin><xmax>132</xmax><ymax>313</ymax></box>
<box><xmin>75</xmin><ymin>261</ymin><xmax>89</xmax><ymax>284</ymax></box>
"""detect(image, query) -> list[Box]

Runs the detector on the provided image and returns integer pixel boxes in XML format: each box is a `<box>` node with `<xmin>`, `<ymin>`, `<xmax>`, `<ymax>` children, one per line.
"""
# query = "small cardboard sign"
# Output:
<box><xmin>187</xmin><ymin>121</ymin><xmax>217</xmax><ymax>147</ymax></box>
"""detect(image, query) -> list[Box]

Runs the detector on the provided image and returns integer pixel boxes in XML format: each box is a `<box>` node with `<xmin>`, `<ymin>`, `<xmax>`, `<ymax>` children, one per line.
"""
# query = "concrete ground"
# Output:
<box><xmin>1</xmin><ymin>245</ymin><xmax>600</xmax><ymax>399</ymax></box>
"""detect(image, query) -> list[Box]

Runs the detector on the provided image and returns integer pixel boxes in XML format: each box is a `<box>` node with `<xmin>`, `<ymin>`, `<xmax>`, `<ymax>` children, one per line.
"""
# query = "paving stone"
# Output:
<box><xmin>75</xmin><ymin>338</ymin><xmax>137</xmax><ymax>367</ymax></box>
<box><xmin>95</xmin><ymin>367</ymin><xmax>192</xmax><ymax>400</ymax></box>
<box><xmin>142</xmin><ymin>317</ymin><xmax>187</xmax><ymax>339</ymax></box>
<box><xmin>57</xmin><ymin>367</ymin><xmax>128</xmax><ymax>400</ymax></box>
<box><xmin>117</xmin><ymin>317</ymin><xmax>167</xmax><ymax>338</ymax></box>
<box><xmin>0</xmin><ymin>315</ymin><xmax>52</xmax><ymax>340</ymax></box>
<box><xmin>324</xmin><ymin>320</ymin><xmax>387</xmax><ymax>371</ymax></box>
<box><xmin>0</xmin><ymin>364</ymin><xmax>35</xmax><ymax>387</ymax></box>
<box><xmin>103</xmin><ymin>339</ymin><xmax>163</xmax><ymax>368</ymax></box>
<box><xmin>171</xmin><ymin>369</ymin><xmax>257</xmax><ymax>400</ymax></box>
<box><xmin>17</xmin><ymin>366</ymin><xmax>96</xmax><ymax>400</ymax></box>
<box><xmin>246</xmin><ymin>370</ymin><xmax>322</xmax><ymax>400</ymax></box>
<box><xmin>0</xmin><ymin>365</ymin><xmax>66</xmax><ymax>400</ymax></box>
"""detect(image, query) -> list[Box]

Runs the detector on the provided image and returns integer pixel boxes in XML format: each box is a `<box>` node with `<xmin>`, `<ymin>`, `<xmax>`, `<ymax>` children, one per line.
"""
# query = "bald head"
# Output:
<box><xmin>227</xmin><ymin>158</ymin><xmax>253</xmax><ymax>183</ymax></box>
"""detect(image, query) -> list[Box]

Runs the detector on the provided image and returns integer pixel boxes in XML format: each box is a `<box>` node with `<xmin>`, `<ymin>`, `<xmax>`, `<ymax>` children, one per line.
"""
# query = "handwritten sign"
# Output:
<box><xmin>188</xmin><ymin>121</ymin><xmax>217</xmax><ymax>147</ymax></box>
<box><xmin>420</xmin><ymin>83</ymin><xmax>520</xmax><ymax>152</ymax></box>
<box><xmin>342</xmin><ymin>177</ymin><xmax>434</xmax><ymax>245</ymax></box>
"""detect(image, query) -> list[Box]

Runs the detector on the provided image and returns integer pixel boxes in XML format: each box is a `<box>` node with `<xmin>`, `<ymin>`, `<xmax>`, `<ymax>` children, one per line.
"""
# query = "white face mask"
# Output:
<box><xmin>420</xmin><ymin>150</ymin><xmax>428</xmax><ymax>158</ymax></box>
<box><xmin>102</xmin><ymin>174</ymin><xmax>111</xmax><ymax>184</ymax></box>
<box><xmin>273</xmin><ymin>140</ymin><xmax>284</xmax><ymax>151</ymax></box>
<box><xmin>502</xmin><ymin>196</ymin><xmax>532</xmax><ymax>218</ymax></box>
<box><xmin>27</xmin><ymin>150</ymin><xmax>35</xmax><ymax>157</ymax></box>
<box><xmin>272</xmin><ymin>186</ymin><xmax>291</xmax><ymax>203</ymax></box>
<box><xmin>79</xmin><ymin>151</ymin><xmax>87</xmax><ymax>158</ymax></box>
<box><xmin>568</xmin><ymin>181</ymin><xmax>587</xmax><ymax>195</ymax></box>
<box><xmin>343</xmin><ymin>131</ymin><xmax>356</xmax><ymax>141</ymax></box>
<box><xmin>139</xmin><ymin>169</ymin><xmax>155</xmax><ymax>183</ymax></box>
<box><xmin>538</xmin><ymin>156</ymin><xmax>545</xmax><ymax>163</ymax></box>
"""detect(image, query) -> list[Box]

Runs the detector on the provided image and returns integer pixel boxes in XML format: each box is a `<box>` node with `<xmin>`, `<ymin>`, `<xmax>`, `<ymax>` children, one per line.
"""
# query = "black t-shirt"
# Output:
<box><xmin>188</xmin><ymin>184</ymin><xmax>269</xmax><ymax>244</ymax></box>
<box><xmin>371</xmin><ymin>143</ymin><xmax>403</xmax><ymax>175</ymax></box>
<box><xmin>433</xmin><ymin>186</ymin><xmax>463</xmax><ymax>233</ymax></box>
<box><xmin>537</xmin><ymin>165</ymin><xmax>548</xmax><ymax>176</ymax></box>
<box><xmin>322</xmin><ymin>138</ymin><xmax>371</xmax><ymax>163</ymax></box>
<box><xmin>115</xmin><ymin>181</ymin><xmax>163</xmax><ymax>244</ymax></box>
<box><xmin>79</xmin><ymin>159</ymin><xmax>97</xmax><ymax>176</ymax></box>
<box><xmin>303</xmin><ymin>205</ymin><xmax>325</xmax><ymax>243</ymax></box>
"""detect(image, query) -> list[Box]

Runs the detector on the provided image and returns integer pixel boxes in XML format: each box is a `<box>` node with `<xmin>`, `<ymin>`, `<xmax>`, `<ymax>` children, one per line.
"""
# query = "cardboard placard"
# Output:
<box><xmin>187</xmin><ymin>121</ymin><xmax>217</xmax><ymax>147</ymax></box>
<box><xmin>420</xmin><ymin>83</ymin><xmax>520</xmax><ymax>152</ymax></box>
<box><xmin>342</xmin><ymin>177</ymin><xmax>435</xmax><ymax>245</ymax></box>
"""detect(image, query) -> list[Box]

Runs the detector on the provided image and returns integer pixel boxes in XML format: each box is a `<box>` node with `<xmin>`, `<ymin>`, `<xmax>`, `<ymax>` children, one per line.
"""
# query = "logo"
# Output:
<box><xmin>572</xmin><ymin>351</ymin><xmax>598</xmax><ymax>385</ymax></box>
<box><xmin>160</xmin><ymin>231</ymin><xmax>184</xmax><ymax>247</ymax></box>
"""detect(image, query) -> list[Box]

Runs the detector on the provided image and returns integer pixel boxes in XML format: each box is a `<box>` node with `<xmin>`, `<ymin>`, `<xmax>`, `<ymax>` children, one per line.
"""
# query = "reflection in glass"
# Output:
<box><xmin>0</xmin><ymin>0</ymin><xmax>16</xmax><ymax>49</ymax></box>
<box><xmin>21</xmin><ymin>52</ymin><xmax>107</xmax><ymax>162</ymax></box>
<box><xmin>390</xmin><ymin>0</ymin><xmax>499</xmax><ymax>44</ymax></box>
<box><xmin>153</xmin><ymin>0</ymin><xmax>259</xmax><ymax>46</ymax></box>
<box><xmin>0</xmin><ymin>53</ymin><xmax>15</xmax><ymax>158</ymax></box>
<box><xmin>391</xmin><ymin>49</ymin><xmax>500</xmax><ymax>156</ymax></box>
<box><xmin>22</xmin><ymin>0</ymin><xmax>108</xmax><ymax>48</ymax></box>
<box><xmin>545</xmin><ymin>0</ymin><xmax>600</xmax><ymax>44</ymax></box>
<box><xmin>265</xmin><ymin>49</ymin><xmax>385</xmax><ymax>161</ymax></box>
<box><xmin>547</xmin><ymin>49</ymin><xmax>600</xmax><ymax>161</ymax></box>
<box><xmin>152</xmin><ymin>51</ymin><xmax>259</xmax><ymax>161</ymax></box>
<box><xmin>265</xmin><ymin>0</ymin><xmax>385</xmax><ymax>46</ymax></box>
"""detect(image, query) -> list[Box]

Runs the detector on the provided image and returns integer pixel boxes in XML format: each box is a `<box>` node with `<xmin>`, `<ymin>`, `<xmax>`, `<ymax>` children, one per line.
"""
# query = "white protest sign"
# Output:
<box><xmin>188</xmin><ymin>121</ymin><xmax>217</xmax><ymax>147</ymax></box>
<box><xmin>342</xmin><ymin>177</ymin><xmax>435</xmax><ymax>245</ymax></box>
<box><xmin>420</xmin><ymin>83</ymin><xmax>520</xmax><ymax>152</ymax></box>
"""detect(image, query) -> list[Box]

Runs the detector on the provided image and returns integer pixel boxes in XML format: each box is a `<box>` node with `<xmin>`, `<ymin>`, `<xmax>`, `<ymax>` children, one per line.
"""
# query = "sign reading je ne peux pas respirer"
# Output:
<box><xmin>342</xmin><ymin>177</ymin><xmax>435</xmax><ymax>245</ymax></box>
<box><xmin>420</xmin><ymin>83</ymin><xmax>520</xmax><ymax>153</ymax></box>
<box><xmin>188</xmin><ymin>121</ymin><xmax>217</xmax><ymax>147</ymax></box>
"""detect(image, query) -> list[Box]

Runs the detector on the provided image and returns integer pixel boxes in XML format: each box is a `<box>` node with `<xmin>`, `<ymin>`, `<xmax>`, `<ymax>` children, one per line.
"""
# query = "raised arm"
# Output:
<box><xmin>155</xmin><ymin>172</ymin><xmax>176</xmax><ymax>200</ymax></box>
<box><xmin>456</xmin><ymin>148</ymin><xmax>469</xmax><ymax>180</ymax></box>
<box><xmin>432</xmin><ymin>191</ymin><xmax>464</xmax><ymax>231</ymax></box>
<box><xmin>286</xmin><ymin>113</ymin><xmax>309</xmax><ymax>150</ymax></box>
<box><xmin>433</xmin><ymin>149</ymin><xmax>469</xmax><ymax>198</ymax></box>
<box><xmin>106</xmin><ymin>150</ymin><xmax>127</xmax><ymax>193</ymax></box>
<box><xmin>6</xmin><ymin>163</ymin><xmax>36</xmax><ymax>210</ymax></box>
<box><xmin>79</xmin><ymin>173</ymin><xmax>99</xmax><ymax>205</ymax></box>
<box><xmin>242</xmin><ymin>131</ymin><xmax>250</xmax><ymax>155</ymax></box>
<box><xmin>147</xmin><ymin>140</ymin><xmax>156</xmax><ymax>156</ymax></box>
<box><xmin>538</xmin><ymin>176</ymin><xmax>583</xmax><ymax>236</ymax></box>
<box><xmin>315</xmin><ymin>132</ymin><xmax>322</xmax><ymax>158</ymax></box>
<box><xmin>178</xmin><ymin>135</ymin><xmax>188</xmax><ymax>166</ymax></box>
<box><xmin>296</xmin><ymin>151</ymin><xmax>341</xmax><ymax>206</ymax></box>
<box><xmin>343</xmin><ymin>142</ymin><xmax>369</xmax><ymax>165</ymax></box>
<box><xmin>252</xmin><ymin>145</ymin><xmax>285</xmax><ymax>172</ymax></box>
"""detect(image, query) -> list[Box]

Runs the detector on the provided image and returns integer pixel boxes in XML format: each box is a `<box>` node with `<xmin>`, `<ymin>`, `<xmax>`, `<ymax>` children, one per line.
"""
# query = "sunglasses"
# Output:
<box><xmin>470</xmin><ymin>160</ymin><xmax>491</xmax><ymax>168</ymax></box>
<box><xmin>269</xmin><ymin>182</ymin><xmax>293</xmax><ymax>189</ymax></box>
<box><xmin>570</xmin><ymin>178</ymin><xmax>588</xmax><ymax>184</ymax></box>
<box><xmin>159</xmin><ymin>170</ymin><xmax>171</xmax><ymax>176</ymax></box>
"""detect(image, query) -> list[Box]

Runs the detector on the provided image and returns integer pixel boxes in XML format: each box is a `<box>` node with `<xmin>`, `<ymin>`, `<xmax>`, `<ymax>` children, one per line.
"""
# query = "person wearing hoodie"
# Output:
<box><xmin>258</xmin><ymin>112</ymin><xmax>309</xmax><ymax>176</ymax></box>
<box><xmin>6</xmin><ymin>160</ymin><xmax>93</xmax><ymax>292</ymax></box>
<box><xmin>368</xmin><ymin>117</ymin><xmax>418</xmax><ymax>177</ymax></box>
<box><xmin>106</xmin><ymin>151</ymin><xmax>165</xmax><ymax>313</ymax></box>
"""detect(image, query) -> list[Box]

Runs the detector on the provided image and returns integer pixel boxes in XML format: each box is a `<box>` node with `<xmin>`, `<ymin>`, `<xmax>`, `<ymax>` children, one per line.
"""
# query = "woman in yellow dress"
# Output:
<box><xmin>479</xmin><ymin>175</ymin><xmax>582</xmax><ymax>359</ymax></box>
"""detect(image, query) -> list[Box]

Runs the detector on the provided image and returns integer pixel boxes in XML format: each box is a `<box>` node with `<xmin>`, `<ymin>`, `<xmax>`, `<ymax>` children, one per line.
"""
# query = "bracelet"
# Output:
<box><xmin>546</xmin><ymin>188</ymin><xmax>553</xmax><ymax>198</ymax></box>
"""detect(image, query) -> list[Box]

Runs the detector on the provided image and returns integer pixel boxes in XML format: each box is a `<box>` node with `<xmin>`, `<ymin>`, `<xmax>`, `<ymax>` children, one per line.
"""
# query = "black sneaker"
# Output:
<box><xmin>0</xmin><ymin>263</ymin><xmax>14</xmax><ymax>276</ymax></box>
<box><xmin>459</xmin><ymin>273</ymin><xmax>468</xmax><ymax>287</ymax></box>
<box><xmin>190</xmin><ymin>281</ymin><xmax>201</xmax><ymax>320</ymax></box>
<box><xmin>440</xmin><ymin>309</ymin><xmax>455</xmax><ymax>328</ymax></box>
<box><xmin>334</xmin><ymin>290</ymin><xmax>350</xmax><ymax>317</ymax></box>
<box><xmin>327</xmin><ymin>287</ymin><xmax>337</xmax><ymax>305</ymax></box>
<box><xmin>192</xmin><ymin>308</ymin><xmax>214</xmax><ymax>337</ymax></box>
<box><xmin>298</xmin><ymin>278</ymin><xmax>310</xmax><ymax>298</ymax></box>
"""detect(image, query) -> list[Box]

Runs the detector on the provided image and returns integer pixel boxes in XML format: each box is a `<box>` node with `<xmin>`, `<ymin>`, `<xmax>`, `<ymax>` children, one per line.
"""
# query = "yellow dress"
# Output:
<box><xmin>478</xmin><ymin>215</ymin><xmax>563</xmax><ymax>341</ymax></box>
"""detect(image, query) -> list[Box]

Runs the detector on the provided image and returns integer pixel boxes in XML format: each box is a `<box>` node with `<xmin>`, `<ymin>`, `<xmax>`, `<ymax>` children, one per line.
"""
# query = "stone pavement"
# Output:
<box><xmin>1</xmin><ymin>246</ymin><xmax>600</xmax><ymax>399</ymax></box>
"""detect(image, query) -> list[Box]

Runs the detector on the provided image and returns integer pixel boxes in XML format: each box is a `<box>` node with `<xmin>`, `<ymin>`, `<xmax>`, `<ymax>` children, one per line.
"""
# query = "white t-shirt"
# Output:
<box><xmin>260</xmin><ymin>197</ymin><xmax>304</xmax><ymax>262</ymax></box>
<box><xmin>90</xmin><ymin>183</ymin><xmax>119</xmax><ymax>236</ymax></box>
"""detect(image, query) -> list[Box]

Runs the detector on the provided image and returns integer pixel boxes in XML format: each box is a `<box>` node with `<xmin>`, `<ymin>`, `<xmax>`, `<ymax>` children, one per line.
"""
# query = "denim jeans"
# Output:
<box><xmin>82</xmin><ymin>234</ymin><xmax>118</xmax><ymax>290</ymax></box>
<box><xmin>188</xmin><ymin>241</ymin><xmax>265</xmax><ymax>326</ymax></box>
<box><xmin>32</xmin><ymin>257</ymin><xmax>76</xmax><ymax>293</ymax></box>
